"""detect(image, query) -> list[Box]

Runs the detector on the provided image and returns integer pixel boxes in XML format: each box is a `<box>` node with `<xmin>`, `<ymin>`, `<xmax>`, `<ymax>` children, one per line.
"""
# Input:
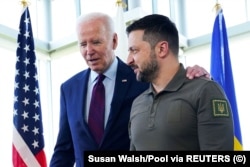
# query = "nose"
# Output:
<box><xmin>126</xmin><ymin>53</ymin><xmax>134</xmax><ymax>65</ymax></box>
<box><xmin>85</xmin><ymin>43</ymin><xmax>94</xmax><ymax>56</ymax></box>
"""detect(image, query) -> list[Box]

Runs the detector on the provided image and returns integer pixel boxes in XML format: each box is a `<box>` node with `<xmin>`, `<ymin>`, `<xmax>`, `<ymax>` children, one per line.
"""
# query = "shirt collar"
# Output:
<box><xmin>90</xmin><ymin>57</ymin><xmax>118</xmax><ymax>83</ymax></box>
<box><xmin>146</xmin><ymin>63</ymin><xmax>186</xmax><ymax>94</ymax></box>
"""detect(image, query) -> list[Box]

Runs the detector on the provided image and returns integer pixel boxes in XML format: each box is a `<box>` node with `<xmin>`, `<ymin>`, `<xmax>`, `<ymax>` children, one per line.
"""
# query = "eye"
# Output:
<box><xmin>129</xmin><ymin>48</ymin><xmax>139</xmax><ymax>54</ymax></box>
<box><xmin>93</xmin><ymin>40</ymin><xmax>101</xmax><ymax>45</ymax></box>
<box><xmin>80</xmin><ymin>42</ymin><xmax>86</xmax><ymax>48</ymax></box>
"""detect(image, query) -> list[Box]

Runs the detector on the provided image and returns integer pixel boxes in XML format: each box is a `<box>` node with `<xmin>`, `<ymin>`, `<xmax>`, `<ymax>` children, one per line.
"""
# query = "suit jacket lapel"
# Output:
<box><xmin>104</xmin><ymin>59</ymin><xmax>132</xmax><ymax>136</ymax></box>
<box><xmin>75</xmin><ymin>70</ymin><xmax>95</xmax><ymax>140</ymax></box>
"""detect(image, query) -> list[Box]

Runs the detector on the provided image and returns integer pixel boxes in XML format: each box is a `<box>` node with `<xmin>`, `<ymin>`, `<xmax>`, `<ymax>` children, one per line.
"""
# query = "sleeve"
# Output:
<box><xmin>49</xmin><ymin>84</ymin><xmax>75</xmax><ymax>167</ymax></box>
<box><xmin>196</xmin><ymin>81</ymin><xmax>234</xmax><ymax>150</ymax></box>
<box><xmin>128</xmin><ymin>119</ymin><xmax>136</xmax><ymax>151</ymax></box>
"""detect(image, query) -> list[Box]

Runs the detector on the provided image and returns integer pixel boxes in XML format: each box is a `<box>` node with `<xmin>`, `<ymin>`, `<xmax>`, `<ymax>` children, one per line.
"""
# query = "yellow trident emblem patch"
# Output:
<box><xmin>212</xmin><ymin>99</ymin><xmax>229</xmax><ymax>117</ymax></box>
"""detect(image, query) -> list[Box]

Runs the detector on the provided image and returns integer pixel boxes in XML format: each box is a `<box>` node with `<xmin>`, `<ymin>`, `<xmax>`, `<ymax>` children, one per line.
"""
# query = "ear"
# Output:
<box><xmin>157</xmin><ymin>41</ymin><xmax>168</xmax><ymax>58</ymax></box>
<box><xmin>112</xmin><ymin>33</ymin><xmax>118</xmax><ymax>50</ymax></box>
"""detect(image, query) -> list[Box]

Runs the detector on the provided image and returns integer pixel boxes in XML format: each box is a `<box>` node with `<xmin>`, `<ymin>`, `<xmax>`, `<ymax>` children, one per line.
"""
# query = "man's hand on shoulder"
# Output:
<box><xmin>186</xmin><ymin>65</ymin><xmax>211</xmax><ymax>79</ymax></box>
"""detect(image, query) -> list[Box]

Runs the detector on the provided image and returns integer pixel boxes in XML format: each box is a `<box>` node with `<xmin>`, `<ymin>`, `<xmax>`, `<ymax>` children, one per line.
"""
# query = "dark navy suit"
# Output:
<box><xmin>50</xmin><ymin>58</ymin><xmax>149</xmax><ymax>167</ymax></box>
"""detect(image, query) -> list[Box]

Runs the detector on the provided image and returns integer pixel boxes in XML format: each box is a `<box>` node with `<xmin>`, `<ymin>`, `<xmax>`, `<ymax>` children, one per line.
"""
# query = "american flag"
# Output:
<box><xmin>12</xmin><ymin>7</ymin><xmax>47</xmax><ymax>167</ymax></box>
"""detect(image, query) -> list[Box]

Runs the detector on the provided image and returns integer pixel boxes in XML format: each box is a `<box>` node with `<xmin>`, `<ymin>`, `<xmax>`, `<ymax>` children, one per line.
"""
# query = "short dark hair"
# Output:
<box><xmin>126</xmin><ymin>14</ymin><xmax>179</xmax><ymax>56</ymax></box>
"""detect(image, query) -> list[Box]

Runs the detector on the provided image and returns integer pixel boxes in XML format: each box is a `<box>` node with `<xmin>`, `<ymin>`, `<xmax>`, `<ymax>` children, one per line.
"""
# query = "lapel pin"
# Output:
<box><xmin>122</xmin><ymin>79</ymin><xmax>127</xmax><ymax>82</ymax></box>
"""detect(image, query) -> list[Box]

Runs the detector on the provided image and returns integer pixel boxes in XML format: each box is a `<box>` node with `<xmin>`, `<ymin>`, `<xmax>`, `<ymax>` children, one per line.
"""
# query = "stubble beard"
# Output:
<box><xmin>137</xmin><ymin>52</ymin><xmax>159</xmax><ymax>83</ymax></box>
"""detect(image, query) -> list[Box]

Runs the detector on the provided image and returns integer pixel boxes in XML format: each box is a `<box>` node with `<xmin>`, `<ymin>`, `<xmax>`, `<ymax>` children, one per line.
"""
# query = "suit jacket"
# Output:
<box><xmin>50</xmin><ymin>57</ymin><xmax>149</xmax><ymax>167</ymax></box>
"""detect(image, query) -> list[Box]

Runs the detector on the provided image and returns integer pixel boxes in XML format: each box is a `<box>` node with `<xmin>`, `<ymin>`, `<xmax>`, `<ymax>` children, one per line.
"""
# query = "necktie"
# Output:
<box><xmin>88</xmin><ymin>74</ymin><xmax>105</xmax><ymax>144</ymax></box>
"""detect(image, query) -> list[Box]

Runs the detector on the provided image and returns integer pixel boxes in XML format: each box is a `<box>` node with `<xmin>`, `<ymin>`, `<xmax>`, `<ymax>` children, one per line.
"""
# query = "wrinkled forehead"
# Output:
<box><xmin>78</xmin><ymin>21</ymin><xmax>106</xmax><ymax>36</ymax></box>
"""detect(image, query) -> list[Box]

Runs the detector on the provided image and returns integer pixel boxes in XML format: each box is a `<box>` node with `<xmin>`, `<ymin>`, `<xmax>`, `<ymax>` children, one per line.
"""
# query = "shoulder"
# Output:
<box><xmin>187</xmin><ymin>77</ymin><xmax>228</xmax><ymax>100</ymax></box>
<box><xmin>187</xmin><ymin>76</ymin><xmax>218</xmax><ymax>87</ymax></box>
<box><xmin>191</xmin><ymin>77</ymin><xmax>223</xmax><ymax>89</ymax></box>
<box><xmin>62</xmin><ymin>69</ymin><xmax>90</xmax><ymax>87</ymax></box>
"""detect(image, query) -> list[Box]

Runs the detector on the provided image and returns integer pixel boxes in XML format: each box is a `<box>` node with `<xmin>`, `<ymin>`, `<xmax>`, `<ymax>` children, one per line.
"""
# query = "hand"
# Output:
<box><xmin>186</xmin><ymin>65</ymin><xmax>211</xmax><ymax>79</ymax></box>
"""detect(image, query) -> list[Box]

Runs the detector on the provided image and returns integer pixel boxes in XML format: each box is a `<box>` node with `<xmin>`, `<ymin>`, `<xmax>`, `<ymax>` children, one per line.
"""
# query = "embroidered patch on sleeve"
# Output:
<box><xmin>212</xmin><ymin>99</ymin><xmax>229</xmax><ymax>117</ymax></box>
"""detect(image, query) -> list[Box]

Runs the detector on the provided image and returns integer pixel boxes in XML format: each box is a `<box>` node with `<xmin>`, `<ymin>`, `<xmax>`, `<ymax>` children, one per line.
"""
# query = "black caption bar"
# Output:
<box><xmin>84</xmin><ymin>151</ymin><xmax>249</xmax><ymax>167</ymax></box>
